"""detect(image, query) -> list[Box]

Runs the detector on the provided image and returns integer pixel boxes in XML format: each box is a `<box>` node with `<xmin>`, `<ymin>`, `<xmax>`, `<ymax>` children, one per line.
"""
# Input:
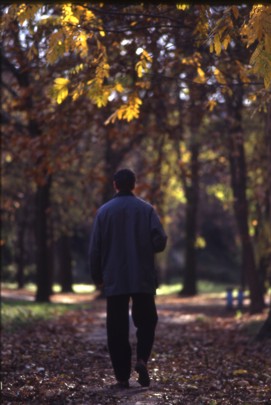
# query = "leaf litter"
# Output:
<box><xmin>1</xmin><ymin>293</ymin><xmax>271</xmax><ymax>404</ymax></box>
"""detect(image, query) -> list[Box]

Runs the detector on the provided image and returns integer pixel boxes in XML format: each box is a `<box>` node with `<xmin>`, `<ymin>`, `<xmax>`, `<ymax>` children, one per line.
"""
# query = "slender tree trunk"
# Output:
<box><xmin>35</xmin><ymin>177</ymin><xmax>52</xmax><ymax>302</ymax></box>
<box><xmin>180</xmin><ymin>81</ymin><xmax>204</xmax><ymax>296</ymax></box>
<box><xmin>255</xmin><ymin>99</ymin><xmax>271</xmax><ymax>337</ymax></box>
<box><xmin>226</xmin><ymin>87</ymin><xmax>265</xmax><ymax>313</ymax></box>
<box><xmin>256</xmin><ymin>309</ymin><xmax>271</xmax><ymax>340</ymax></box>
<box><xmin>181</xmin><ymin>141</ymin><xmax>200</xmax><ymax>296</ymax></box>
<box><xmin>16</xmin><ymin>222</ymin><xmax>25</xmax><ymax>289</ymax></box>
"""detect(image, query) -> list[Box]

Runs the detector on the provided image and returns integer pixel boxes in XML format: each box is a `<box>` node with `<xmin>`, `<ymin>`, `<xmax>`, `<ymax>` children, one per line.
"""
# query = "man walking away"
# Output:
<box><xmin>88</xmin><ymin>168</ymin><xmax>167</xmax><ymax>389</ymax></box>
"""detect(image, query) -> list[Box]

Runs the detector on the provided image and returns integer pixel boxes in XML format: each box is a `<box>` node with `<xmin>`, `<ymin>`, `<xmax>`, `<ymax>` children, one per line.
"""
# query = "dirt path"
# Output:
<box><xmin>2</xmin><ymin>290</ymin><xmax>271</xmax><ymax>404</ymax></box>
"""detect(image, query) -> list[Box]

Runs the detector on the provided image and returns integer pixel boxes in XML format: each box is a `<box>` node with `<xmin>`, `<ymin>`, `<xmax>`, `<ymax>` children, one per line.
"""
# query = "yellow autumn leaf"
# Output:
<box><xmin>72</xmin><ymin>91</ymin><xmax>79</xmax><ymax>101</ymax></box>
<box><xmin>248</xmin><ymin>93</ymin><xmax>257</xmax><ymax>102</ymax></box>
<box><xmin>54</xmin><ymin>77</ymin><xmax>70</xmax><ymax>88</ymax></box>
<box><xmin>134</xmin><ymin>96</ymin><xmax>142</xmax><ymax>106</ymax></box>
<box><xmin>64</xmin><ymin>14</ymin><xmax>79</xmax><ymax>25</ymax></box>
<box><xmin>105</xmin><ymin>107</ymin><xmax>125</xmax><ymax>125</ymax></box>
<box><xmin>103</xmin><ymin>63</ymin><xmax>110</xmax><ymax>77</ymax></box>
<box><xmin>223</xmin><ymin>34</ymin><xmax>231</xmax><ymax>50</ymax></box>
<box><xmin>207</xmin><ymin>99</ymin><xmax>217</xmax><ymax>112</ymax></box>
<box><xmin>115</xmin><ymin>83</ymin><xmax>124</xmax><ymax>92</ymax></box>
<box><xmin>53</xmin><ymin>77</ymin><xmax>70</xmax><ymax>104</ymax></box>
<box><xmin>105</xmin><ymin>95</ymin><xmax>142</xmax><ymax>124</ymax></box>
<box><xmin>95</xmin><ymin>93</ymin><xmax>109</xmax><ymax>107</ymax></box>
<box><xmin>176</xmin><ymin>4</ymin><xmax>189</xmax><ymax>11</ymax></box>
<box><xmin>194</xmin><ymin>67</ymin><xmax>206</xmax><ymax>84</ymax></box>
<box><xmin>136</xmin><ymin>62</ymin><xmax>143</xmax><ymax>78</ymax></box>
<box><xmin>214</xmin><ymin>34</ymin><xmax>222</xmax><ymax>56</ymax></box>
<box><xmin>57</xmin><ymin>88</ymin><xmax>68</xmax><ymax>104</ymax></box>
<box><xmin>72</xmin><ymin>83</ymin><xmax>84</xmax><ymax>101</ymax></box>
<box><xmin>123</xmin><ymin>107</ymin><xmax>139</xmax><ymax>122</ymax></box>
<box><xmin>117</xmin><ymin>106</ymin><xmax>126</xmax><ymax>120</ymax></box>
<box><xmin>62</xmin><ymin>4</ymin><xmax>72</xmax><ymax>14</ymax></box>
<box><xmin>214</xmin><ymin>68</ymin><xmax>227</xmax><ymax>84</ymax></box>
<box><xmin>142</xmin><ymin>50</ymin><xmax>152</xmax><ymax>63</ymax></box>
<box><xmin>85</xmin><ymin>9</ymin><xmax>95</xmax><ymax>20</ymax></box>
<box><xmin>76</xmin><ymin>32</ymin><xmax>88</xmax><ymax>57</ymax></box>
<box><xmin>71</xmin><ymin>63</ymin><xmax>85</xmax><ymax>75</ymax></box>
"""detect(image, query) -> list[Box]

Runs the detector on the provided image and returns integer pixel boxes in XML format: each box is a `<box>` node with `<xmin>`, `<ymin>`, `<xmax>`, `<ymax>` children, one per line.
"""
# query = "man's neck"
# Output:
<box><xmin>115</xmin><ymin>190</ymin><xmax>134</xmax><ymax>197</ymax></box>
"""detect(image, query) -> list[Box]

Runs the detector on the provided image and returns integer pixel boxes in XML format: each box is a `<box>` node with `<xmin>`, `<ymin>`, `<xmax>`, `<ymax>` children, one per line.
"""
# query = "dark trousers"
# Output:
<box><xmin>106</xmin><ymin>293</ymin><xmax>158</xmax><ymax>382</ymax></box>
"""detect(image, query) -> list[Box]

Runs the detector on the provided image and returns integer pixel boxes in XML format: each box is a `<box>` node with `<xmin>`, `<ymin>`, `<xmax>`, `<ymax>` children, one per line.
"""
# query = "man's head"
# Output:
<box><xmin>113</xmin><ymin>169</ymin><xmax>136</xmax><ymax>192</ymax></box>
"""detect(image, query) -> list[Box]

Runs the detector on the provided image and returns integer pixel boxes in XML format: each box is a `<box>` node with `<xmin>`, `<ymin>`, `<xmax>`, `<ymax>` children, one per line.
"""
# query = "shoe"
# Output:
<box><xmin>135</xmin><ymin>360</ymin><xmax>150</xmax><ymax>387</ymax></box>
<box><xmin>110</xmin><ymin>381</ymin><xmax>130</xmax><ymax>389</ymax></box>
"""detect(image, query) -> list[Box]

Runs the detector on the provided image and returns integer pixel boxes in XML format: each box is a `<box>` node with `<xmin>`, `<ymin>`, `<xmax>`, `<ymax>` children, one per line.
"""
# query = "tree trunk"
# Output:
<box><xmin>16</xmin><ymin>223</ymin><xmax>25</xmax><ymax>289</ymax></box>
<box><xmin>256</xmin><ymin>309</ymin><xmax>271</xmax><ymax>340</ymax></box>
<box><xmin>35</xmin><ymin>178</ymin><xmax>52</xmax><ymax>302</ymax></box>
<box><xmin>255</xmin><ymin>97</ymin><xmax>271</xmax><ymax>337</ymax></box>
<box><xmin>180</xmin><ymin>80</ymin><xmax>204</xmax><ymax>296</ymax></box>
<box><xmin>226</xmin><ymin>87</ymin><xmax>265</xmax><ymax>313</ymax></box>
<box><xmin>3</xmin><ymin>22</ymin><xmax>53</xmax><ymax>303</ymax></box>
<box><xmin>181</xmin><ymin>142</ymin><xmax>200</xmax><ymax>296</ymax></box>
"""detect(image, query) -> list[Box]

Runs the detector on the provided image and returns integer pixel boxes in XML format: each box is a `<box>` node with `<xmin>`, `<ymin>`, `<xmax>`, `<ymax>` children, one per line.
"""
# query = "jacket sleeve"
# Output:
<box><xmin>88</xmin><ymin>215</ymin><xmax>103</xmax><ymax>285</ymax></box>
<box><xmin>150</xmin><ymin>209</ymin><xmax>167</xmax><ymax>253</ymax></box>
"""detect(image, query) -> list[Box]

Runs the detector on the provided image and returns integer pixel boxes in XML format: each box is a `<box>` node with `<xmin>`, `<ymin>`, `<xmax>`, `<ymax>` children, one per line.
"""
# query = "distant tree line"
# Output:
<box><xmin>1</xmin><ymin>5</ymin><xmax>270</xmax><ymax>322</ymax></box>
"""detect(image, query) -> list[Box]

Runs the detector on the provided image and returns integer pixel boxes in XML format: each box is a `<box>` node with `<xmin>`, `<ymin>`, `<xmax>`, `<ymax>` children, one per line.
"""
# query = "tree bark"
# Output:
<box><xmin>180</xmin><ymin>81</ymin><xmax>204</xmax><ymax>296</ymax></box>
<box><xmin>256</xmin><ymin>309</ymin><xmax>271</xmax><ymax>340</ymax></box>
<box><xmin>255</xmin><ymin>96</ymin><xmax>271</xmax><ymax>337</ymax></box>
<box><xmin>35</xmin><ymin>178</ymin><xmax>52</xmax><ymax>302</ymax></box>
<box><xmin>3</xmin><ymin>26</ymin><xmax>54</xmax><ymax>302</ymax></box>
<box><xmin>226</xmin><ymin>87</ymin><xmax>265</xmax><ymax>313</ymax></box>
<box><xmin>16</xmin><ymin>222</ymin><xmax>25</xmax><ymax>289</ymax></box>
<box><xmin>181</xmin><ymin>142</ymin><xmax>200</xmax><ymax>296</ymax></box>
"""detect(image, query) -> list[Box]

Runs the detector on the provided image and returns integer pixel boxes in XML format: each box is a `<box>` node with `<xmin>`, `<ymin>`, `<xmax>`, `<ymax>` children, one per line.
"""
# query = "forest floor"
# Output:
<box><xmin>1</xmin><ymin>289</ymin><xmax>271</xmax><ymax>405</ymax></box>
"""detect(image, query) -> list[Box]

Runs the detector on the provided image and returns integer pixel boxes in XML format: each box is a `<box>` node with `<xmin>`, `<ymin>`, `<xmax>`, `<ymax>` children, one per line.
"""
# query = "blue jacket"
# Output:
<box><xmin>88</xmin><ymin>192</ymin><xmax>167</xmax><ymax>296</ymax></box>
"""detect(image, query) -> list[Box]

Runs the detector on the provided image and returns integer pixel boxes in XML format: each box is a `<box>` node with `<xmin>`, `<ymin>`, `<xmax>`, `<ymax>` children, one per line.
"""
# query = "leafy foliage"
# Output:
<box><xmin>209</xmin><ymin>5</ymin><xmax>271</xmax><ymax>90</ymax></box>
<box><xmin>241</xmin><ymin>5</ymin><xmax>271</xmax><ymax>88</ymax></box>
<box><xmin>1</xmin><ymin>3</ymin><xmax>270</xmax><ymax>306</ymax></box>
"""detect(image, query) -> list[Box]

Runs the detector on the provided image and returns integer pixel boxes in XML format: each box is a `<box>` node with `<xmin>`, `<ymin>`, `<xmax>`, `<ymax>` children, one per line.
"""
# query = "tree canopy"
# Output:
<box><xmin>1</xmin><ymin>4</ymin><xmax>270</xmax><ymax>314</ymax></box>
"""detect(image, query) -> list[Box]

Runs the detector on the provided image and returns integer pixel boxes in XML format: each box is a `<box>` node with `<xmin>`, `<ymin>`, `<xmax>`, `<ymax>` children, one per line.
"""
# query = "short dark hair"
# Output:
<box><xmin>113</xmin><ymin>169</ymin><xmax>136</xmax><ymax>191</ymax></box>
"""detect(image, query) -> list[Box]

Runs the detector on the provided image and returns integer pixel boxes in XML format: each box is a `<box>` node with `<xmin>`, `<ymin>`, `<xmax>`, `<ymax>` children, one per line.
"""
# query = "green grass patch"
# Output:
<box><xmin>2</xmin><ymin>282</ymin><xmax>37</xmax><ymax>291</ymax></box>
<box><xmin>1</xmin><ymin>301</ymin><xmax>89</xmax><ymax>332</ymax></box>
<box><xmin>157</xmin><ymin>283</ymin><xmax>183</xmax><ymax>295</ymax></box>
<box><xmin>2</xmin><ymin>280</ymin><xmax>231</xmax><ymax>299</ymax></box>
<box><xmin>1</xmin><ymin>282</ymin><xmax>96</xmax><ymax>294</ymax></box>
<box><xmin>157</xmin><ymin>280</ymin><xmax>230</xmax><ymax>296</ymax></box>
